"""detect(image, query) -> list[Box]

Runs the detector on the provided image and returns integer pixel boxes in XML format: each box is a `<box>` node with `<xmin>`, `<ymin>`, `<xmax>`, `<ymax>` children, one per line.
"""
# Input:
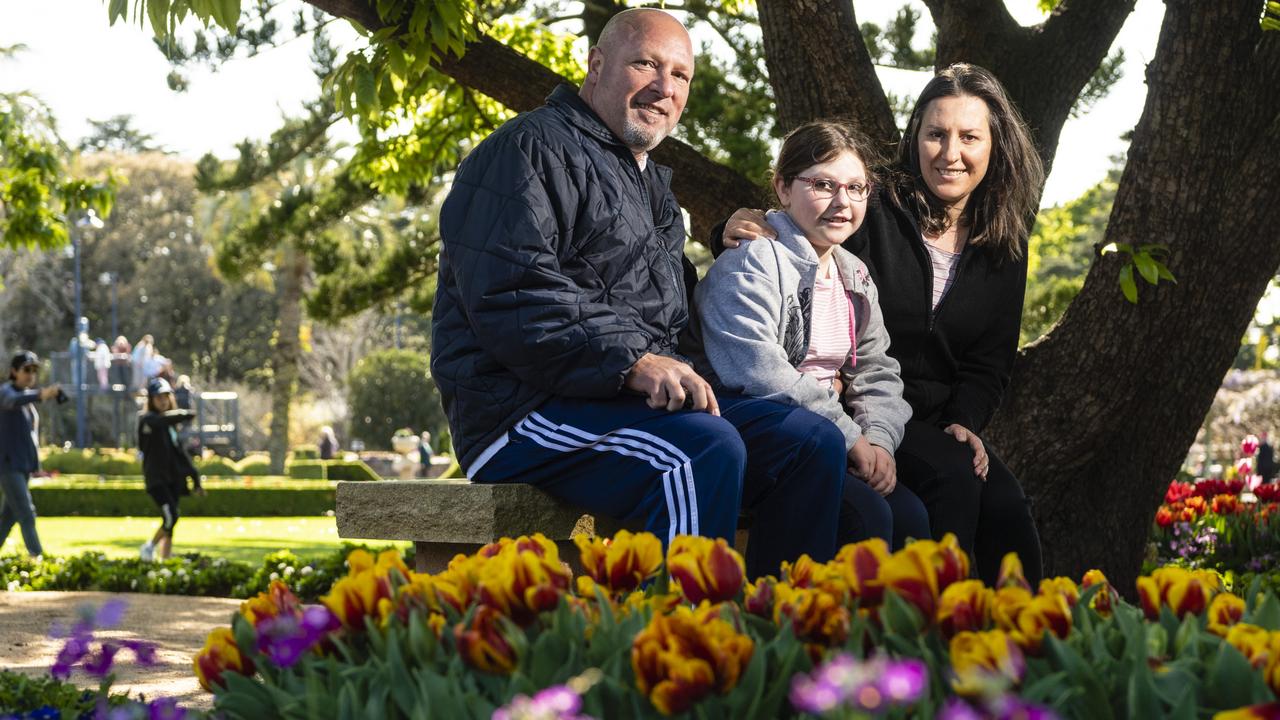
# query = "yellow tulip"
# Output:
<box><xmin>238</xmin><ymin>580</ymin><xmax>301</xmax><ymax>626</ymax></box>
<box><xmin>830</xmin><ymin>538</ymin><xmax>889</xmax><ymax>608</ymax></box>
<box><xmin>773</xmin><ymin>582</ymin><xmax>851</xmax><ymax>653</ymax></box>
<box><xmin>1207</xmin><ymin>593</ymin><xmax>1246</xmax><ymax>637</ymax></box>
<box><xmin>1138</xmin><ymin>566</ymin><xmax>1219</xmax><ymax>620</ymax></box>
<box><xmin>949</xmin><ymin>629</ymin><xmax>1025</xmax><ymax>697</ymax></box>
<box><xmin>453</xmin><ymin>604</ymin><xmax>519</xmax><ymax>675</ymax></box>
<box><xmin>631</xmin><ymin>604</ymin><xmax>754</xmax><ymax>715</ymax></box>
<box><xmin>1009</xmin><ymin>593</ymin><xmax>1072</xmax><ymax>654</ymax></box>
<box><xmin>667</xmin><ymin>535</ymin><xmax>745</xmax><ymax>605</ymax></box>
<box><xmin>1080</xmin><ymin>569</ymin><xmax>1118</xmax><ymax>617</ymax></box>
<box><xmin>194</xmin><ymin>627</ymin><xmax>254</xmax><ymax>692</ymax></box>
<box><xmin>321</xmin><ymin>569</ymin><xmax>393</xmax><ymax>631</ymax></box>
<box><xmin>937</xmin><ymin>580</ymin><xmax>992</xmax><ymax>639</ymax></box>
<box><xmin>1224</xmin><ymin>624</ymin><xmax>1271</xmax><ymax>669</ymax></box>
<box><xmin>475</xmin><ymin>534</ymin><xmax>572</xmax><ymax>625</ymax></box>
<box><xmin>1212</xmin><ymin>703</ymin><xmax>1280</xmax><ymax>720</ymax></box>
<box><xmin>1038</xmin><ymin>577</ymin><xmax>1080</xmax><ymax>608</ymax></box>
<box><xmin>996</xmin><ymin>553</ymin><xmax>1031</xmax><ymax>591</ymax></box>
<box><xmin>990</xmin><ymin>587</ymin><xmax>1032</xmax><ymax>633</ymax></box>
<box><xmin>575</xmin><ymin>530</ymin><xmax>663</xmax><ymax>594</ymax></box>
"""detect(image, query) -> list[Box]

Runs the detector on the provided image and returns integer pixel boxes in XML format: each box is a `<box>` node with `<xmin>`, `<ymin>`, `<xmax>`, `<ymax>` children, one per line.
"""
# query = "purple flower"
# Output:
<box><xmin>82</xmin><ymin>642</ymin><xmax>120</xmax><ymax>678</ymax></box>
<box><xmin>789</xmin><ymin>675</ymin><xmax>843</xmax><ymax>714</ymax></box>
<box><xmin>147</xmin><ymin>698</ymin><xmax>187</xmax><ymax>720</ymax></box>
<box><xmin>255</xmin><ymin>606</ymin><xmax>337</xmax><ymax>668</ymax></box>
<box><xmin>937</xmin><ymin>698</ymin><xmax>984</xmax><ymax>720</ymax></box>
<box><xmin>878</xmin><ymin>659</ymin><xmax>928</xmax><ymax>703</ymax></box>
<box><xmin>121</xmin><ymin>639</ymin><xmax>158</xmax><ymax>667</ymax></box>
<box><xmin>493</xmin><ymin>684</ymin><xmax>594</xmax><ymax>720</ymax></box>
<box><xmin>94</xmin><ymin>599</ymin><xmax>127</xmax><ymax>629</ymax></box>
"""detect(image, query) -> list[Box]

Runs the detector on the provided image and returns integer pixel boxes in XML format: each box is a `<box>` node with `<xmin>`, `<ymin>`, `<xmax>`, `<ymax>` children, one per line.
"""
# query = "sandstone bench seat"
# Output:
<box><xmin>334</xmin><ymin>479</ymin><xmax>643</xmax><ymax>572</ymax></box>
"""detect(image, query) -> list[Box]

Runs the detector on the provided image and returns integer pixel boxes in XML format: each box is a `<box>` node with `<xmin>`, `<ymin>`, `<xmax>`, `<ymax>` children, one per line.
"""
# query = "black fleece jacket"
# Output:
<box><xmin>714</xmin><ymin>185</ymin><xmax>1025</xmax><ymax>434</ymax></box>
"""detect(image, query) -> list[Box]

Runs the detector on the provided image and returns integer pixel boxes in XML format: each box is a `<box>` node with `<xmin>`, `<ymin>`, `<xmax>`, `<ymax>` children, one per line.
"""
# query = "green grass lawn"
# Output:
<box><xmin>2</xmin><ymin>516</ymin><xmax>408</xmax><ymax>565</ymax></box>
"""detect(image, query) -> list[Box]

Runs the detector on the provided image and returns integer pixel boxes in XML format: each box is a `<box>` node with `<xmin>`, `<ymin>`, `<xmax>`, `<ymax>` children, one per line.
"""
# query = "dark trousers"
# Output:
<box><xmin>472</xmin><ymin>394</ymin><xmax>845</xmax><ymax>580</ymax></box>
<box><xmin>0</xmin><ymin>470</ymin><xmax>43</xmax><ymax>557</ymax></box>
<box><xmin>895</xmin><ymin>420</ymin><xmax>1043</xmax><ymax>586</ymax></box>
<box><xmin>839</xmin><ymin>475</ymin><xmax>931</xmax><ymax>551</ymax></box>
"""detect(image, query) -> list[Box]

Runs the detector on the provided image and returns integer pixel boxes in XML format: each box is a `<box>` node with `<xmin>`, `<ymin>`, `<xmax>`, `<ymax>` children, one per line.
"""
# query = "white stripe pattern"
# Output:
<box><xmin>513</xmin><ymin>412</ymin><xmax>698</xmax><ymax>545</ymax></box>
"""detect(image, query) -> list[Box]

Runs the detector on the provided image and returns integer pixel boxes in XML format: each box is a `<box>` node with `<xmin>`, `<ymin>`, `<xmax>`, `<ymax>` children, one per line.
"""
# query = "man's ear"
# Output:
<box><xmin>585</xmin><ymin>47</ymin><xmax>603</xmax><ymax>80</ymax></box>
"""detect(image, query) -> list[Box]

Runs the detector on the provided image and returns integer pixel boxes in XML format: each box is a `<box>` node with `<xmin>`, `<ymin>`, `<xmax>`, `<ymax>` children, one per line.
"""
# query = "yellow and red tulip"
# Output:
<box><xmin>1137</xmin><ymin>566</ymin><xmax>1221</xmax><ymax>620</ymax></box>
<box><xmin>937</xmin><ymin>580</ymin><xmax>992</xmax><ymax>639</ymax></box>
<box><xmin>744</xmin><ymin>577</ymin><xmax>776</xmax><ymax>618</ymax></box>
<box><xmin>1038</xmin><ymin>577</ymin><xmax>1080</xmax><ymax>608</ymax></box>
<box><xmin>476</xmin><ymin>534</ymin><xmax>572</xmax><ymax>625</ymax></box>
<box><xmin>1080</xmin><ymin>569</ymin><xmax>1118</xmax><ymax>617</ymax></box>
<box><xmin>1207</xmin><ymin>593</ymin><xmax>1246</xmax><ymax>637</ymax></box>
<box><xmin>996</xmin><ymin>553</ymin><xmax>1031</xmax><ymax>591</ymax></box>
<box><xmin>781</xmin><ymin>554</ymin><xmax>820</xmax><ymax>588</ymax></box>
<box><xmin>948</xmin><ymin>629</ymin><xmax>1025</xmax><ymax>697</ymax></box>
<box><xmin>1225</xmin><ymin>624</ymin><xmax>1272</xmax><ymax>669</ymax></box>
<box><xmin>667</xmin><ymin>535</ymin><xmax>745</xmax><ymax>605</ymax></box>
<box><xmin>194</xmin><ymin>627</ymin><xmax>254</xmax><ymax>692</ymax></box>
<box><xmin>990</xmin><ymin>587</ymin><xmax>1032</xmax><ymax>634</ymax></box>
<box><xmin>575</xmin><ymin>530</ymin><xmax>663</xmax><ymax>595</ymax></box>
<box><xmin>773</xmin><ymin>582</ymin><xmax>850</xmax><ymax>653</ymax></box>
<box><xmin>1008</xmin><ymin>593</ymin><xmax>1072</xmax><ymax>654</ymax></box>
<box><xmin>321</xmin><ymin>567</ymin><xmax>395</xmax><ymax>631</ymax></box>
<box><xmin>830</xmin><ymin>538</ymin><xmax>889</xmax><ymax>608</ymax></box>
<box><xmin>631</xmin><ymin>604</ymin><xmax>753</xmax><ymax>715</ymax></box>
<box><xmin>1212</xmin><ymin>703</ymin><xmax>1280</xmax><ymax>720</ymax></box>
<box><xmin>454</xmin><ymin>604</ymin><xmax>519</xmax><ymax>675</ymax></box>
<box><xmin>238</xmin><ymin>580</ymin><xmax>301</xmax><ymax>626</ymax></box>
<box><xmin>1213</xmin><ymin>493</ymin><xmax>1244</xmax><ymax>515</ymax></box>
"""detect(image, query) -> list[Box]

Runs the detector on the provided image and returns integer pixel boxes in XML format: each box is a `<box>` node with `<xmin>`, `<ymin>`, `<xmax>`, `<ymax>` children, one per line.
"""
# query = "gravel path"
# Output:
<box><xmin>0</xmin><ymin>591</ymin><xmax>243</xmax><ymax>710</ymax></box>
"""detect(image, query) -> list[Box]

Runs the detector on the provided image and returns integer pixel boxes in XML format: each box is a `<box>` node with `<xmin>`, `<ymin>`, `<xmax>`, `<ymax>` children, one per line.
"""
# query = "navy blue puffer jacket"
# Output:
<box><xmin>431</xmin><ymin>85</ymin><xmax>690</xmax><ymax>470</ymax></box>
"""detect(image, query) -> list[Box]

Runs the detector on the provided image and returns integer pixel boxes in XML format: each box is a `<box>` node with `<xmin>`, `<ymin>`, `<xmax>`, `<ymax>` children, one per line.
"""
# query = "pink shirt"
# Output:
<box><xmin>796</xmin><ymin>265</ymin><xmax>856</xmax><ymax>388</ymax></box>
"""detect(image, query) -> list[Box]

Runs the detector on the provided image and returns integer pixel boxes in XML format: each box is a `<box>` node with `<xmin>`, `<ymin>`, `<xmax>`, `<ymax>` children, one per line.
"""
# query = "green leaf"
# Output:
<box><xmin>1119</xmin><ymin>264</ymin><xmax>1138</xmax><ymax>303</ymax></box>
<box><xmin>1205</xmin><ymin>643</ymin><xmax>1256</xmax><ymax>709</ymax></box>
<box><xmin>354</xmin><ymin>63</ymin><xmax>379</xmax><ymax>114</ymax></box>
<box><xmin>1247</xmin><ymin>590</ymin><xmax>1280</xmax><ymax>629</ymax></box>
<box><xmin>108</xmin><ymin>0</ymin><xmax>128</xmax><ymax>24</ymax></box>
<box><xmin>1134</xmin><ymin>253</ymin><xmax>1160</xmax><ymax>285</ymax></box>
<box><xmin>1125</xmin><ymin>659</ymin><xmax>1162</xmax><ymax>719</ymax></box>
<box><xmin>1156</xmin><ymin>264</ymin><xmax>1176</xmax><ymax>282</ymax></box>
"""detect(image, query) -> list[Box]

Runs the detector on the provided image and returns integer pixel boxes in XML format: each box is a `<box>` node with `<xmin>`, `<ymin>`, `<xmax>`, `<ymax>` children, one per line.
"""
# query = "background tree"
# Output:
<box><xmin>78</xmin><ymin>115</ymin><xmax>164</xmax><ymax>154</ymax></box>
<box><xmin>347</xmin><ymin>348</ymin><xmax>445</xmax><ymax>450</ymax></box>
<box><xmin>108</xmin><ymin>0</ymin><xmax>1280</xmax><ymax>593</ymax></box>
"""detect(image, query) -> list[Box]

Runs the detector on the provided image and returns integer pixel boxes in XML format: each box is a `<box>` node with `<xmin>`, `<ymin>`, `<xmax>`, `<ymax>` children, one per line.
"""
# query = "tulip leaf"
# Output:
<box><xmin>1205</xmin><ymin>642</ymin><xmax>1256</xmax><ymax>709</ymax></box>
<box><xmin>1043</xmin><ymin>633</ymin><xmax>1115</xmax><ymax>720</ymax></box>
<box><xmin>734</xmin><ymin>634</ymin><xmax>767</xmax><ymax>717</ymax></box>
<box><xmin>384</xmin><ymin>632</ymin><xmax>416</xmax><ymax>713</ymax></box>
<box><xmin>1124</xmin><ymin>658</ymin><xmax>1162</xmax><ymax>719</ymax></box>
<box><xmin>1246</xmin><ymin>590</ymin><xmax>1280</xmax><ymax>629</ymax></box>
<box><xmin>880</xmin><ymin>591</ymin><xmax>925</xmax><ymax>637</ymax></box>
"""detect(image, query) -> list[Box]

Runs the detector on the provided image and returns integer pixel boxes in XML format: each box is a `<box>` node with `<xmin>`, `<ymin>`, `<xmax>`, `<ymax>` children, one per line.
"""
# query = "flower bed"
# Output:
<box><xmin>1150</xmin><ymin>434</ymin><xmax>1280</xmax><ymax>596</ymax></box>
<box><xmin>178</xmin><ymin>532</ymin><xmax>1280</xmax><ymax>719</ymax></box>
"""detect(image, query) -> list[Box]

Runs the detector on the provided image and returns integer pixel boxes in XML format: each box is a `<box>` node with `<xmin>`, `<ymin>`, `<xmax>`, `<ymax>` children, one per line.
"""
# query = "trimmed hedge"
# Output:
<box><xmin>235</xmin><ymin>453</ymin><xmax>272</xmax><ymax>475</ymax></box>
<box><xmin>196</xmin><ymin>455</ymin><xmax>240</xmax><ymax>476</ymax></box>
<box><xmin>324</xmin><ymin>459</ymin><xmax>381</xmax><ymax>482</ymax></box>
<box><xmin>30</xmin><ymin>479</ymin><xmax>335</xmax><ymax>516</ymax></box>
<box><xmin>287</xmin><ymin>460</ymin><xmax>327</xmax><ymax>480</ymax></box>
<box><xmin>292</xmin><ymin>444</ymin><xmax>320</xmax><ymax>459</ymax></box>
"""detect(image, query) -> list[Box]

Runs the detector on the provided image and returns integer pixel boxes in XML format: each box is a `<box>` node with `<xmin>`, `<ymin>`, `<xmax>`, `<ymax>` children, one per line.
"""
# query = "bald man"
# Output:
<box><xmin>432</xmin><ymin>9</ymin><xmax>845</xmax><ymax>577</ymax></box>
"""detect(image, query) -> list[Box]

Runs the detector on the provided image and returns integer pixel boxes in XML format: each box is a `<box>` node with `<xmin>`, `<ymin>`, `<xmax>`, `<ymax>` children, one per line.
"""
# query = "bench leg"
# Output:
<box><xmin>414</xmin><ymin>541</ymin><xmax>484</xmax><ymax>573</ymax></box>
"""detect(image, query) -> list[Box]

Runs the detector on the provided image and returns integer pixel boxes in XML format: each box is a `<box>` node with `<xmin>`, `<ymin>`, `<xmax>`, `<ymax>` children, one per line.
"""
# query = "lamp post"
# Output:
<box><xmin>71</xmin><ymin>210</ymin><xmax>104</xmax><ymax>448</ymax></box>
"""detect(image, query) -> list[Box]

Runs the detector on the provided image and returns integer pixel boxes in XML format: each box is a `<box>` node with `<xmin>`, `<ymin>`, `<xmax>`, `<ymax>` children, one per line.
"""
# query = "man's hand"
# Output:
<box><xmin>867</xmin><ymin>444</ymin><xmax>897</xmax><ymax>496</ymax></box>
<box><xmin>38</xmin><ymin>385</ymin><xmax>61</xmax><ymax>401</ymax></box>
<box><xmin>848</xmin><ymin>436</ymin><xmax>876</xmax><ymax>480</ymax></box>
<box><xmin>944</xmin><ymin>424</ymin><xmax>989</xmax><ymax>480</ymax></box>
<box><xmin>722</xmin><ymin>208</ymin><xmax>773</xmax><ymax>249</ymax></box>
<box><xmin>624</xmin><ymin>354</ymin><xmax>719</xmax><ymax>415</ymax></box>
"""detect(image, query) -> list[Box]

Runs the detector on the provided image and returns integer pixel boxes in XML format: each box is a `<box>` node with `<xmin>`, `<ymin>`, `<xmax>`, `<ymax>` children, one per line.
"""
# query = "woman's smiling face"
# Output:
<box><xmin>916</xmin><ymin>94</ymin><xmax>993</xmax><ymax>212</ymax></box>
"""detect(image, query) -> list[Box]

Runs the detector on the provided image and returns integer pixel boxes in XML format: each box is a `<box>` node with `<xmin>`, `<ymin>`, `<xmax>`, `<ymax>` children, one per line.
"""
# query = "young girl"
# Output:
<box><xmin>138</xmin><ymin>377</ymin><xmax>203</xmax><ymax>561</ymax></box>
<box><xmin>688</xmin><ymin>120</ymin><xmax>930</xmax><ymax>550</ymax></box>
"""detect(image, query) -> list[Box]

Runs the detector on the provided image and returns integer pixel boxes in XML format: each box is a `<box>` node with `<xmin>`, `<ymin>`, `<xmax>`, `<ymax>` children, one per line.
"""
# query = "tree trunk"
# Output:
<box><xmin>268</xmin><ymin>243</ymin><xmax>307</xmax><ymax>475</ymax></box>
<box><xmin>757</xmin><ymin>0</ymin><xmax>898</xmax><ymax>143</ymax></box>
<box><xmin>921</xmin><ymin>0</ymin><xmax>1136</xmax><ymax>174</ymax></box>
<box><xmin>986</xmin><ymin>0</ymin><xmax>1280</xmax><ymax>594</ymax></box>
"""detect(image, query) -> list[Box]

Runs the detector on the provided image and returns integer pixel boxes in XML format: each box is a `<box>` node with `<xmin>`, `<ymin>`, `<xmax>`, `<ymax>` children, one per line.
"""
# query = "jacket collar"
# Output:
<box><xmin>546</xmin><ymin>84</ymin><xmax>630</xmax><ymax>151</ymax></box>
<box><xmin>766</xmin><ymin>210</ymin><xmax>873</xmax><ymax>297</ymax></box>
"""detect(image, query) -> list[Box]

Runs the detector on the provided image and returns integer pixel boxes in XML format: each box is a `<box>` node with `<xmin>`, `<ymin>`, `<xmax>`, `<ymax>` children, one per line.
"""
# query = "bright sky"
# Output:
<box><xmin>0</xmin><ymin>0</ymin><xmax>1162</xmax><ymax>207</ymax></box>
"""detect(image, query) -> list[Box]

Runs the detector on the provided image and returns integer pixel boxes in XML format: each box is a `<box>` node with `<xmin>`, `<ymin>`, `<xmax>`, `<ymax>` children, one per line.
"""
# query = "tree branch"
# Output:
<box><xmin>757</xmin><ymin>0</ymin><xmax>899</xmax><ymax>143</ymax></box>
<box><xmin>300</xmin><ymin>0</ymin><xmax>761</xmax><ymax>241</ymax></box>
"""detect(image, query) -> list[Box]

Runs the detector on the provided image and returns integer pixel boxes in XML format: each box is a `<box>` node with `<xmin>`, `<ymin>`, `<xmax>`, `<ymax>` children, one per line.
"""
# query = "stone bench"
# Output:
<box><xmin>334</xmin><ymin>479</ymin><xmax>643</xmax><ymax>572</ymax></box>
<box><xmin>335</xmin><ymin>479</ymin><xmax>751</xmax><ymax>573</ymax></box>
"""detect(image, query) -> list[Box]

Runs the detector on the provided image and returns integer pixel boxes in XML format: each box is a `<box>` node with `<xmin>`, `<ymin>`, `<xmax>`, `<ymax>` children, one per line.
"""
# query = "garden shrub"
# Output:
<box><xmin>291</xmin><ymin>444</ymin><xmax>320</xmax><ymax>460</ymax></box>
<box><xmin>97</xmin><ymin>450</ymin><xmax>142</xmax><ymax>476</ymax></box>
<box><xmin>0</xmin><ymin>669</ymin><xmax>104</xmax><ymax>719</ymax></box>
<box><xmin>40</xmin><ymin>448</ymin><xmax>101</xmax><ymax>475</ymax></box>
<box><xmin>235</xmin><ymin>454</ymin><xmax>272</xmax><ymax>476</ymax></box>
<box><xmin>30</xmin><ymin>483</ymin><xmax>335</xmax><ymax>516</ymax></box>
<box><xmin>323</xmin><ymin>459</ymin><xmax>380</xmax><ymax>482</ymax></box>
<box><xmin>286</xmin><ymin>460</ymin><xmax>327</xmax><ymax>480</ymax></box>
<box><xmin>196</xmin><ymin>455</ymin><xmax>240</xmax><ymax>476</ymax></box>
<box><xmin>348</xmin><ymin>348</ymin><xmax>446</xmax><ymax>450</ymax></box>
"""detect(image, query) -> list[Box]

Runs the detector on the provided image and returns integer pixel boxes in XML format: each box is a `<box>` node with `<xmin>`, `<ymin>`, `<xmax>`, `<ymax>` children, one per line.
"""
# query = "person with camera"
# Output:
<box><xmin>0</xmin><ymin>351</ymin><xmax>62</xmax><ymax>558</ymax></box>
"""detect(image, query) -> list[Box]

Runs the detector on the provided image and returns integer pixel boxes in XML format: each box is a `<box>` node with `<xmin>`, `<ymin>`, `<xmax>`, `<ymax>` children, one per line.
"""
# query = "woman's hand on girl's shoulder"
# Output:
<box><xmin>723</xmin><ymin>208</ymin><xmax>773</xmax><ymax>249</ymax></box>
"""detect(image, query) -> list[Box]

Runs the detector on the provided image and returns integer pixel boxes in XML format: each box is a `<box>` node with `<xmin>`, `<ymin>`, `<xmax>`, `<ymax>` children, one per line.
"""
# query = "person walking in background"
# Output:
<box><xmin>1258</xmin><ymin>431</ymin><xmax>1276</xmax><ymax>484</ymax></box>
<box><xmin>92</xmin><ymin>338</ymin><xmax>111</xmax><ymax>390</ymax></box>
<box><xmin>130</xmin><ymin>334</ymin><xmax>154</xmax><ymax>393</ymax></box>
<box><xmin>173</xmin><ymin>375</ymin><xmax>194</xmax><ymax>410</ymax></box>
<box><xmin>0</xmin><ymin>351</ymin><xmax>61</xmax><ymax>559</ymax></box>
<box><xmin>318</xmin><ymin>426</ymin><xmax>338</xmax><ymax>460</ymax></box>
<box><xmin>138</xmin><ymin>378</ymin><xmax>203</xmax><ymax>561</ymax></box>
<box><xmin>110</xmin><ymin>335</ymin><xmax>131</xmax><ymax>390</ymax></box>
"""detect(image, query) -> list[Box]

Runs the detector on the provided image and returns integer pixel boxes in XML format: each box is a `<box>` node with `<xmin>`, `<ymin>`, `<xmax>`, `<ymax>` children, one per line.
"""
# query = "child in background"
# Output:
<box><xmin>138</xmin><ymin>377</ymin><xmax>203</xmax><ymax>561</ymax></box>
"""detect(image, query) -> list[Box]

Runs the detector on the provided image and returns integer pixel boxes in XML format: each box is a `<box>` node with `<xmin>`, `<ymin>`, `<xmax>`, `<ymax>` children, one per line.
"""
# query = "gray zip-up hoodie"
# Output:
<box><xmin>684</xmin><ymin>210</ymin><xmax>911</xmax><ymax>452</ymax></box>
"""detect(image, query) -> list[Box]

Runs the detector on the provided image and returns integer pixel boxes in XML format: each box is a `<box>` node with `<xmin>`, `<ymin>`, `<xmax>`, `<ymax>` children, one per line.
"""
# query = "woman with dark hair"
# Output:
<box><xmin>718</xmin><ymin>63</ymin><xmax>1046</xmax><ymax>584</ymax></box>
